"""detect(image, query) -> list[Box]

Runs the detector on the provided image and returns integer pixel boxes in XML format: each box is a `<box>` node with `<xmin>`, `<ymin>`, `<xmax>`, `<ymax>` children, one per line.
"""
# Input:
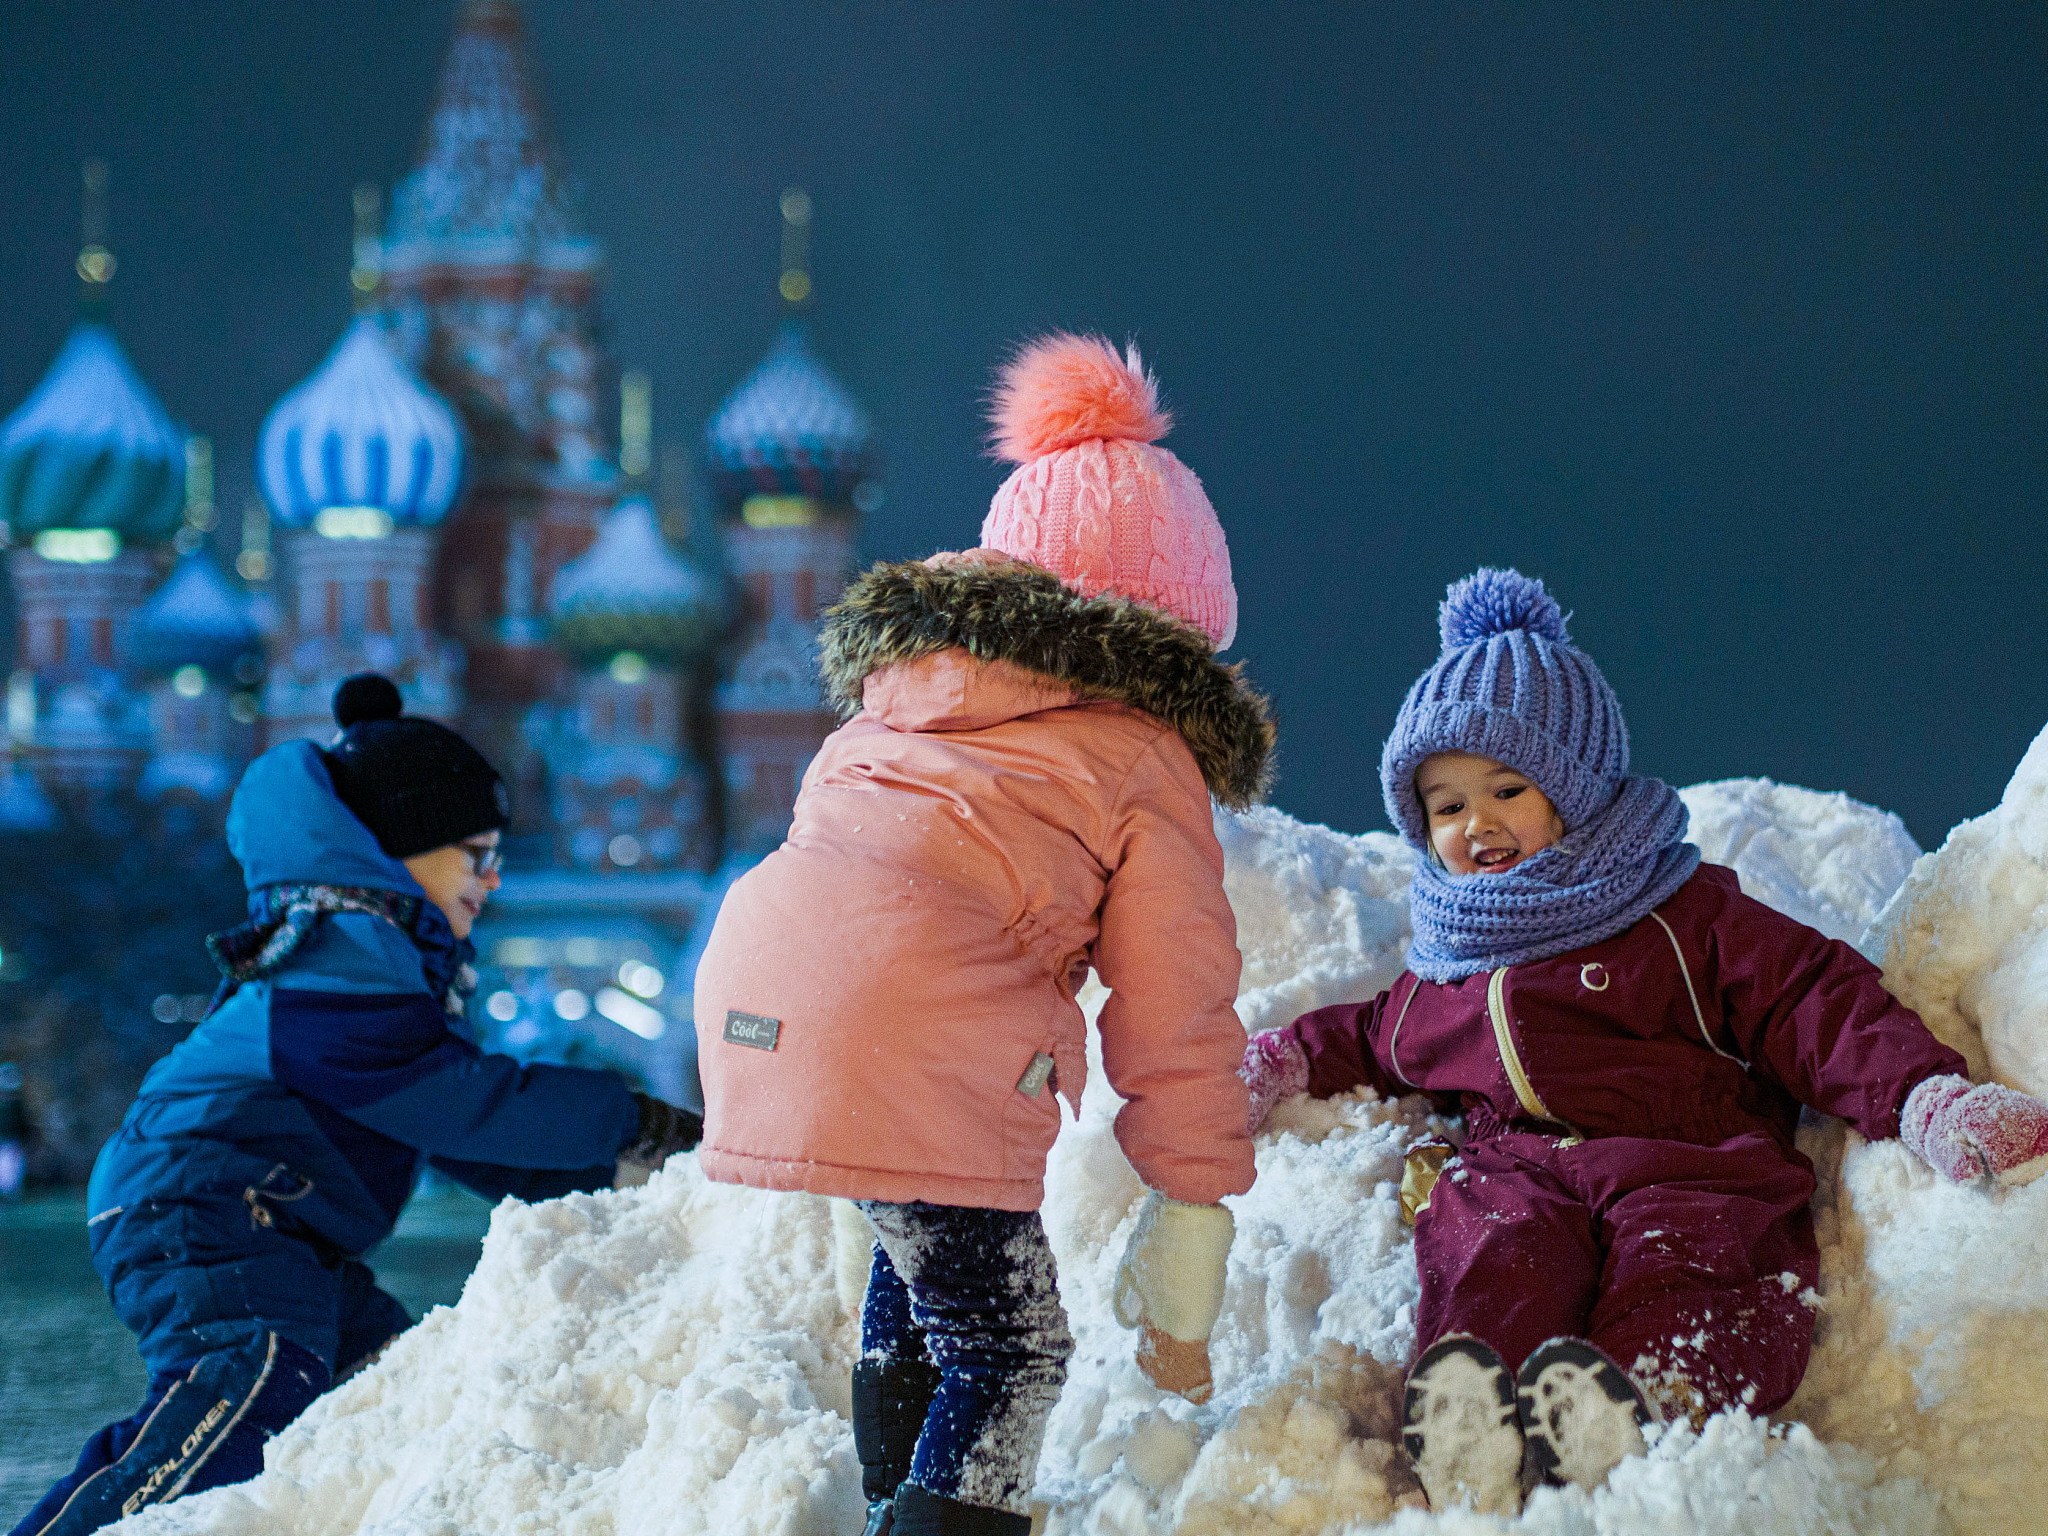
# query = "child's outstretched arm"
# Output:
<box><xmin>271</xmin><ymin>912</ymin><xmax>654</xmax><ymax>1179</ymax></box>
<box><xmin>1714</xmin><ymin>892</ymin><xmax>2048</xmax><ymax>1183</ymax></box>
<box><xmin>1240</xmin><ymin>986</ymin><xmax>1413</xmax><ymax>1134</ymax></box>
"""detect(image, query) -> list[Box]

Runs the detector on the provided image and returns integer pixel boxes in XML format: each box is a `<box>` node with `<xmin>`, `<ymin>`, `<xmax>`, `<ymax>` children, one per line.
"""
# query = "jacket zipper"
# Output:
<box><xmin>1485</xmin><ymin>967</ymin><xmax>1582</xmax><ymax>1144</ymax></box>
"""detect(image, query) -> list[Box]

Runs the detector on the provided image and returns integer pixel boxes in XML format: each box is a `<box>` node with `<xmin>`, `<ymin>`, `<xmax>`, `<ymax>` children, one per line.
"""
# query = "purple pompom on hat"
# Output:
<box><xmin>1379</xmin><ymin>568</ymin><xmax>1629</xmax><ymax>848</ymax></box>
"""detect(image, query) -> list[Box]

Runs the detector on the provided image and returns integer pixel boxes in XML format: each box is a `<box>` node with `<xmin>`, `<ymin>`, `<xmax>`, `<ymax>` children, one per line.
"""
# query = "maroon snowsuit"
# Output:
<box><xmin>1281</xmin><ymin>864</ymin><xmax>1965</xmax><ymax>1414</ymax></box>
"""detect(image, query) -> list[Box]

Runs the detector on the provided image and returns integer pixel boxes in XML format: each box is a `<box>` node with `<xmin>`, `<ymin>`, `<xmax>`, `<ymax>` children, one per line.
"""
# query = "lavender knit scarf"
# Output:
<box><xmin>1404</xmin><ymin>775</ymin><xmax>1701</xmax><ymax>982</ymax></box>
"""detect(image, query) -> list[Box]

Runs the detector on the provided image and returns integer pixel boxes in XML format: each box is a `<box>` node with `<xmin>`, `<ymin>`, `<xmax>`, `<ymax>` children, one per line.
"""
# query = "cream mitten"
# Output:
<box><xmin>1113</xmin><ymin>1191</ymin><xmax>1234</xmax><ymax>1340</ymax></box>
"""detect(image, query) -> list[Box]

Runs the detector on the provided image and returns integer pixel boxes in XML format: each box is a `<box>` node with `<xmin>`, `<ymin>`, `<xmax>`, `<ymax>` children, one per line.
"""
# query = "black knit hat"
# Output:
<box><xmin>323</xmin><ymin>674</ymin><xmax>511</xmax><ymax>859</ymax></box>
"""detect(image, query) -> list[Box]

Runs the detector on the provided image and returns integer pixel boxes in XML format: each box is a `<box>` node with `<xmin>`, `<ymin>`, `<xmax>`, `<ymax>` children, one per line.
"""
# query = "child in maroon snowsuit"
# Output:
<box><xmin>1239</xmin><ymin>569</ymin><xmax>2048</xmax><ymax>1515</ymax></box>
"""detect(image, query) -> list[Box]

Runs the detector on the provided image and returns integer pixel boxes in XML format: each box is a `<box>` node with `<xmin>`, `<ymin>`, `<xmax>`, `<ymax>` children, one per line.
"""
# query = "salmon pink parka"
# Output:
<box><xmin>694</xmin><ymin>558</ymin><xmax>1275</xmax><ymax>1211</ymax></box>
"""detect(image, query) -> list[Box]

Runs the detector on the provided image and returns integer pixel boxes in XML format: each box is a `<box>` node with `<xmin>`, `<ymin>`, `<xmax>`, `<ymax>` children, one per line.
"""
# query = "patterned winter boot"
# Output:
<box><xmin>851</xmin><ymin>1355</ymin><xmax>942</xmax><ymax>1536</ymax></box>
<box><xmin>1401</xmin><ymin>1334</ymin><xmax>1527</xmax><ymax>1515</ymax></box>
<box><xmin>1516</xmin><ymin>1336</ymin><xmax>1656</xmax><ymax>1493</ymax></box>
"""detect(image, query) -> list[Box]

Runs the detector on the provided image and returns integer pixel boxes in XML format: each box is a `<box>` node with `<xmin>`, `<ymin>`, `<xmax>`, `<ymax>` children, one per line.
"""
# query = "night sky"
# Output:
<box><xmin>3</xmin><ymin>2</ymin><xmax>2043</xmax><ymax>847</ymax></box>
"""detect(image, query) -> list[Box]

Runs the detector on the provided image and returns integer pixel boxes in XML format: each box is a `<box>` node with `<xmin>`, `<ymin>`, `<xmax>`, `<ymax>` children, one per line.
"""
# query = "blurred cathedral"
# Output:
<box><xmin>0</xmin><ymin>0</ymin><xmax>878</xmax><ymax>1105</ymax></box>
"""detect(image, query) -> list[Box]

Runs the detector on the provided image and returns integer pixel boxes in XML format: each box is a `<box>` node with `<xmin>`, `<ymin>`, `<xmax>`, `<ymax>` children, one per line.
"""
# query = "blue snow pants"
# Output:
<box><xmin>855</xmin><ymin>1201</ymin><xmax>1075</xmax><ymax>1516</ymax></box>
<box><xmin>9</xmin><ymin>1192</ymin><xmax>411</xmax><ymax>1536</ymax></box>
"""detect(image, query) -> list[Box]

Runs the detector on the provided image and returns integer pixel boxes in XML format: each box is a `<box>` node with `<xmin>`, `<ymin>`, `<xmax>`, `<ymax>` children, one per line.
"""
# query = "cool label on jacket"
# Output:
<box><xmin>724</xmin><ymin>1011</ymin><xmax>781</xmax><ymax>1051</ymax></box>
<box><xmin>1016</xmin><ymin>1052</ymin><xmax>1055</xmax><ymax>1097</ymax></box>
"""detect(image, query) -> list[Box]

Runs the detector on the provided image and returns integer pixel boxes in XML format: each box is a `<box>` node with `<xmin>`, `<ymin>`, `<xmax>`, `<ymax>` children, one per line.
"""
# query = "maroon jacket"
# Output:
<box><xmin>1284</xmin><ymin>865</ymin><xmax>1965</xmax><ymax>1149</ymax></box>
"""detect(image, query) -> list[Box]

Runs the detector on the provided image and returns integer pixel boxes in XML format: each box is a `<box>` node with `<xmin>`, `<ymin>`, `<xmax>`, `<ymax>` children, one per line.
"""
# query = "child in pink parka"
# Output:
<box><xmin>1239</xmin><ymin>568</ymin><xmax>2048</xmax><ymax>1516</ymax></box>
<box><xmin>694</xmin><ymin>336</ymin><xmax>1273</xmax><ymax>1536</ymax></box>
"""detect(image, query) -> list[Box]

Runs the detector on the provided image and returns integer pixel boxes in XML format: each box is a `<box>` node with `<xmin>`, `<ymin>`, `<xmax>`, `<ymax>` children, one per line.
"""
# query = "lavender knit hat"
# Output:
<box><xmin>1379</xmin><ymin>568</ymin><xmax>1627</xmax><ymax>847</ymax></box>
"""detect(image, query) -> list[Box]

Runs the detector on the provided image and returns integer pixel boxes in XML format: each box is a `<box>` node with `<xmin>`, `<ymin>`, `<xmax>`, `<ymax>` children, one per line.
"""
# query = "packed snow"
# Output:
<box><xmin>112</xmin><ymin>749</ymin><xmax>2048</xmax><ymax>1536</ymax></box>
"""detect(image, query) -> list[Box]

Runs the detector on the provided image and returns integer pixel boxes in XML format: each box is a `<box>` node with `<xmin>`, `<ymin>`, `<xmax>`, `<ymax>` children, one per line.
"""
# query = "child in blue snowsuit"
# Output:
<box><xmin>13</xmin><ymin>675</ymin><xmax>700</xmax><ymax>1536</ymax></box>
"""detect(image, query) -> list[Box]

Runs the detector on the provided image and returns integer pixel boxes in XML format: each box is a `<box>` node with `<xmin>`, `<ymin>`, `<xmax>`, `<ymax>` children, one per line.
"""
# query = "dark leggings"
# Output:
<box><xmin>856</xmin><ymin>1201</ymin><xmax>1075</xmax><ymax>1516</ymax></box>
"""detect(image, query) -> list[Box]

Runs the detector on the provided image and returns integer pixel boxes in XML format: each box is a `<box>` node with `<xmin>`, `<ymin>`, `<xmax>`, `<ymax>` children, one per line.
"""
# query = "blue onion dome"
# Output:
<box><xmin>257</xmin><ymin>317</ymin><xmax>465</xmax><ymax>528</ymax></box>
<box><xmin>128</xmin><ymin>553</ymin><xmax>263</xmax><ymax>675</ymax></box>
<box><xmin>0</xmin><ymin>323</ymin><xmax>185</xmax><ymax>542</ymax></box>
<box><xmin>550</xmin><ymin>496</ymin><xmax>723</xmax><ymax>665</ymax></box>
<box><xmin>705</xmin><ymin>320</ymin><xmax>875</xmax><ymax>507</ymax></box>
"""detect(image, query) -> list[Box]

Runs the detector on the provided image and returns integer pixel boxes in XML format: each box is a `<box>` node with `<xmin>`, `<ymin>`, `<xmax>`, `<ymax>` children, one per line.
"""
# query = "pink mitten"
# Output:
<box><xmin>1900</xmin><ymin>1073</ymin><xmax>2048</xmax><ymax>1187</ymax></box>
<box><xmin>1240</xmin><ymin>1029</ymin><xmax>1309</xmax><ymax>1135</ymax></box>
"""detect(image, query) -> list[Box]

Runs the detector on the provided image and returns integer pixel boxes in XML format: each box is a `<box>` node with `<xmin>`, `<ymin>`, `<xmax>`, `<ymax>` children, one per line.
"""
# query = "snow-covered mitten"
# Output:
<box><xmin>1900</xmin><ymin>1073</ymin><xmax>2048</xmax><ymax>1187</ymax></box>
<box><xmin>1112</xmin><ymin>1191</ymin><xmax>1235</xmax><ymax>1402</ymax></box>
<box><xmin>1402</xmin><ymin>1334</ymin><xmax>1526</xmax><ymax>1515</ymax></box>
<box><xmin>621</xmin><ymin>1093</ymin><xmax>703</xmax><ymax>1168</ymax></box>
<box><xmin>1516</xmin><ymin>1337</ymin><xmax>1654</xmax><ymax>1493</ymax></box>
<box><xmin>1240</xmin><ymin>1028</ymin><xmax>1309</xmax><ymax>1135</ymax></box>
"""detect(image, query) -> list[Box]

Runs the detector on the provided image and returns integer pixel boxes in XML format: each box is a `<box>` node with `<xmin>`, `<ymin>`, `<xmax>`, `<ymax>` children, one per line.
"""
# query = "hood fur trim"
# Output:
<box><xmin>819</xmin><ymin>560</ymin><xmax>1275</xmax><ymax>809</ymax></box>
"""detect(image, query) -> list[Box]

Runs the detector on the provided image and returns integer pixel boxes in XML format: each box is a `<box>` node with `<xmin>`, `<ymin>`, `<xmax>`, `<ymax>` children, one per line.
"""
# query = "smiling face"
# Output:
<box><xmin>400</xmin><ymin>830</ymin><xmax>503</xmax><ymax>939</ymax></box>
<box><xmin>1415</xmin><ymin>751</ymin><xmax>1566</xmax><ymax>876</ymax></box>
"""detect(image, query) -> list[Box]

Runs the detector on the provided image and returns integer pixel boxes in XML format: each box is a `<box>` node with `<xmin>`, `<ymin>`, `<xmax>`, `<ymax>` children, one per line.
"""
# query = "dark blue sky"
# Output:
<box><xmin>3</xmin><ymin>3</ymin><xmax>2043</xmax><ymax>846</ymax></box>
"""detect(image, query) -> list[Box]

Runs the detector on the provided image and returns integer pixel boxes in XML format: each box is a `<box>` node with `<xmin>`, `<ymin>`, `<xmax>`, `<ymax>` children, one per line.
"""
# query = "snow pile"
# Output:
<box><xmin>1778</xmin><ymin>724</ymin><xmax>2048</xmax><ymax>1536</ymax></box>
<box><xmin>1678</xmin><ymin>778</ymin><xmax>1922</xmax><ymax>944</ymax></box>
<box><xmin>115</xmin><ymin>765</ymin><xmax>2048</xmax><ymax>1536</ymax></box>
<box><xmin>1862</xmin><ymin>727</ymin><xmax>2048</xmax><ymax>1093</ymax></box>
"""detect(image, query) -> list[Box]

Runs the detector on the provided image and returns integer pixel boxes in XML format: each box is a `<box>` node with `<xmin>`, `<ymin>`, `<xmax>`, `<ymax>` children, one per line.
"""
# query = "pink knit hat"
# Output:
<box><xmin>982</xmin><ymin>334</ymin><xmax>1237</xmax><ymax>650</ymax></box>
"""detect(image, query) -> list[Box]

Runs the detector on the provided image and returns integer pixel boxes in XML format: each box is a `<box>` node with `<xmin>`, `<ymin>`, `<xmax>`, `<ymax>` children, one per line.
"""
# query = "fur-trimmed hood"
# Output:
<box><xmin>818</xmin><ymin>559</ymin><xmax>1275</xmax><ymax>809</ymax></box>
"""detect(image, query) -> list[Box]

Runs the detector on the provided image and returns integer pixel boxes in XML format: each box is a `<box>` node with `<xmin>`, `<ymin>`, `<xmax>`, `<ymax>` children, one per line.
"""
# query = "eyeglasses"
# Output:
<box><xmin>462</xmin><ymin>843</ymin><xmax>504</xmax><ymax>878</ymax></box>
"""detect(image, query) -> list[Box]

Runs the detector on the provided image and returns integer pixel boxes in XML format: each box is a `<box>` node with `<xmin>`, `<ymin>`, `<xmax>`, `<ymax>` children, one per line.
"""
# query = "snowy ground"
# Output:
<box><xmin>115</xmin><ymin>737</ymin><xmax>2048</xmax><ymax>1536</ymax></box>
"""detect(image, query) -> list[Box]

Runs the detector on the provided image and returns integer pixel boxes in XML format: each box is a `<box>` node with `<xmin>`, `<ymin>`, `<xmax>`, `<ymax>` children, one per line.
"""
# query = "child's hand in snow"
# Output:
<box><xmin>1240</xmin><ymin>1029</ymin><xmax>1309</xmax><ymax>1135</ymax></box>
<box><xmin>1901</xmin><ymin>1073</ymin><xmax>2048</xmax><ymax>1187</ymax></box>
<box><xmin>1113</xmin><ymin>1191</ymin><xmax>1234</xmax><ymax>1403</ymax></box>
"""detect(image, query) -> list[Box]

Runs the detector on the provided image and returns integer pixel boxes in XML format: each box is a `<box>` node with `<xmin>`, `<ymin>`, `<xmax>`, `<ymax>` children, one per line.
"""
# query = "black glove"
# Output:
<box><xmin>623</xmin><ymin>1094</ymin><xmax>703</xmax><ymax>1166</ymax></box>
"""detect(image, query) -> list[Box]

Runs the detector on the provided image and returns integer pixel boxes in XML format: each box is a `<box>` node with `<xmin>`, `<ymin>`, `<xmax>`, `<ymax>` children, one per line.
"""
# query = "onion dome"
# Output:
<box><xmin>549</xmin><ymin>497</ymin><xmax>722</xmax><ymax>664</ymax></box>
<box><xmin>257</xmin><ymin>317</ymin><xmax>465</xmax><ymax>528</ymax></box>
<box><xmin>128</xmin><ymin>553</ymin><xmax>263</xmax><ymax>675</ymax></box>
<box><xmin>0</xmin><ymin>323</ymin><xmax>185</xmax><ymax>542</ymax></box>
<box><xmin>705</xmin><ymin>321</ymin><xmax>874</xmax><ymax>507</ymax></box>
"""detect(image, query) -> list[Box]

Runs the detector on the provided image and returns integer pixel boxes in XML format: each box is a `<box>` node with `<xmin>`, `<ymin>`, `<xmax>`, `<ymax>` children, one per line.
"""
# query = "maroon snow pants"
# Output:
<box><xmin>1413</xmin><ymin>1129</ymin><xmax>1821</xmax><ymax>1415</ymax></box>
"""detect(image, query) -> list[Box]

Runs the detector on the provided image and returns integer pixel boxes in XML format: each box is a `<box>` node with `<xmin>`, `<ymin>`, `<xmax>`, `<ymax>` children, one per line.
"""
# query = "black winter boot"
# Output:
<box><xmin>887</xmin><ymin>1483</ymin><xmax>1029</xmax><ymax>1536</ymax></box>
<box><xmin>851</xmin><ymin>1356</ymin><xmax>942</xmax><ymax>1535</ymax></box>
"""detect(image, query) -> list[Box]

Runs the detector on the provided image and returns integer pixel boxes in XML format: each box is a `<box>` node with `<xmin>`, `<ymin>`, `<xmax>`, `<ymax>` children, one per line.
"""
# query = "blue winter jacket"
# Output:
<box><xmin>87</xmin><ymin>741</ymin><xmax>640</xmax><ymax>1258</ymax></box>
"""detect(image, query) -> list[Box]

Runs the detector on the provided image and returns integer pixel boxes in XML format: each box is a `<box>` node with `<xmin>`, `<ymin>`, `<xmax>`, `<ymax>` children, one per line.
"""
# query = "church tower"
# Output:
<box><xmin>705</xmin><ymin>190</ymin><xmax>878</xmax><ymax>854</ymax></box>
<box><xmin>0</xmin><ymin>162</ymin><xmax>186</xmax><ymax>793</ymax></box>
<box><xmin>374</xmin><ymin>0</ymin><xmax>613</xmax><ymax>832</ymax></box>
<box><xmin>254</xmin><ymin>191</ymin><xmax>467</xmax><ymax>747</ymax></box>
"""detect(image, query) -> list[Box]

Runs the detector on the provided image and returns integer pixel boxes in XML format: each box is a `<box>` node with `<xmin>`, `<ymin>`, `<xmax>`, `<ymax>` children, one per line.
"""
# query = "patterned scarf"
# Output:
<box><xmin>1404</xmin><ymin>775</ymin><xmax>1701</xmax><ymax>982</ymax></box>
<box><xmin>206</xmin><ymin>884</ymin><xmax>478</xmax><ymax>1017</ymax></box>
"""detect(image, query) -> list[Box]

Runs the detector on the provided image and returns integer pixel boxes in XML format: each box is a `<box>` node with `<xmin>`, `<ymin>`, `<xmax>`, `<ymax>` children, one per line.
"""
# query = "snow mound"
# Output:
<box><xmin>1863</xmin><ymin>723</ymin><xmax>2048</xmax><ymax>1093</ymax></box>
<box><xmin>1679</xmin><ymin>778</ymin><xmax>1921</xmax><ymax>945</ymax></box>
<box><xmin>115</xmin><ymin>769</ymin><xmax>2048</xmax><ymax>1536</ymax></box>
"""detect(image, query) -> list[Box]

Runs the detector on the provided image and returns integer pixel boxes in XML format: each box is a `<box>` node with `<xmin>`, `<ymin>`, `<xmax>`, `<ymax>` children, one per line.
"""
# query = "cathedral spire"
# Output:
<box><xmin>75</xmin><ymin>160</ymin><xmax>115</xmax><ymax>317</ymax></box>
<box><xmin>384</xmin><ymin>0</ymin><xmax>591</xmax><ymax>265</ymax></box>
<box><xmin>778</xmin><ymin>187</ymin><xmax>812</xmax><ymax>312</ymax></box>
<box><xmin>351</xmin><ymin>183</ymin><xmax>382</xmax><ymax>311</ymax></box>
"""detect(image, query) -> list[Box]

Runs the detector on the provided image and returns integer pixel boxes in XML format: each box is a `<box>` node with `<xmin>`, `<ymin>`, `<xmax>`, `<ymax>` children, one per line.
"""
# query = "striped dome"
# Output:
<box><xmin>0</xmin><ymin>323</ymin><xmax>185</xmax><ymax>541</ymax></box>
<box><xmin>257</xmin><ymin>317</ymin><xmax>464</xmax><ymax>528</ymax></box>
<box><xmin>705</xmin><ymin>321</ymin><xmax>873</xmax><ymax>506</ymax></box>
<box><xmin>550</xmin><ymin>497</ymin><xmax>723</xmax><ymax>664</ymax></box>
<box><xmin>129</xmin><ymin>553</ymin><xmax>264</xmax><ymax>675</ymax></box>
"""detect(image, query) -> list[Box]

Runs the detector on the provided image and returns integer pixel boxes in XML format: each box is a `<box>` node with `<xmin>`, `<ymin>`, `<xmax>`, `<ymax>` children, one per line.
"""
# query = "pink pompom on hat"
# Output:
<box><xmin>982</xmin><ymin>333</ymin><xmax>1237</xmax><ymax>650</ymax></box>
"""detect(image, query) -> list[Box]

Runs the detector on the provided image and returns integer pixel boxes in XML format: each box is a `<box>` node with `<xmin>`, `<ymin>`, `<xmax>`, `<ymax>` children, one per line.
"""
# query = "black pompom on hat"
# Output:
<box><xmin>323</xmin><ymin>673</ymin><xmax>510</xmax><ymax>859</ymax></box>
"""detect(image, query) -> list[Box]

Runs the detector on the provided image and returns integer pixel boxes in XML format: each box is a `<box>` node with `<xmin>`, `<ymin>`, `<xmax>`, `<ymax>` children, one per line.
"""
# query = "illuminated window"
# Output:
<box><xmin>33</xmin><ymin>528</ymin><xmax>120</xmax><ymax>563</ymax></box>
<box><xmin>313</xmin><ymin>506</ymin><xmax>395</xmax><ymax>540</ymax></box>
<box><xmin>741</xmin><ymin>495</ymin><xmax>818</xmax><ymax>529</ymax></box>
